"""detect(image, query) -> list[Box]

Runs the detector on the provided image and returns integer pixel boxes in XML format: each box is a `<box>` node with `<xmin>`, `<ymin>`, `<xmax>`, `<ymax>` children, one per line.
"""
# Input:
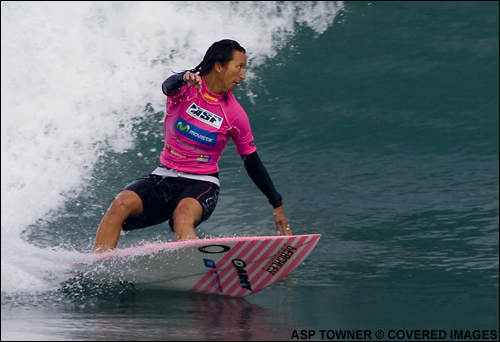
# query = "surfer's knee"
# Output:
<box><xmin>108</xmin><ymin>190</ymin><xmax>144</xmax><ymax>218</ymax></box>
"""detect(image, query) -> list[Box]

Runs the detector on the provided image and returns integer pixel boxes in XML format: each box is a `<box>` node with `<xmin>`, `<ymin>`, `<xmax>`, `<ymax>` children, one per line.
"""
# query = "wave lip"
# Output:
<box><xmin>1</xmin><ymin>1</ymin><xmax>343</xmax><ymax>295</ymax></box>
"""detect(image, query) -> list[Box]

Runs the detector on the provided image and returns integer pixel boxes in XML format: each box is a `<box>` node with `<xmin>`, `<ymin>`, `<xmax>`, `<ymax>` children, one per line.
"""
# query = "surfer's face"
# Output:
<box><xmin>218</xmin><ymin>50</ymin><xmax>246</xmax><ymax>92</ymax></box>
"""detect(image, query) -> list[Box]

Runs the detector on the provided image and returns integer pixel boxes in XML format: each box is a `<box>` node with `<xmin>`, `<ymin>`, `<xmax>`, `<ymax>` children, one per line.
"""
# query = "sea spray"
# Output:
<box><xmin>1</xmin><ymin>1</ymin><xmax>343</xmax><ymax>294</ymax></box>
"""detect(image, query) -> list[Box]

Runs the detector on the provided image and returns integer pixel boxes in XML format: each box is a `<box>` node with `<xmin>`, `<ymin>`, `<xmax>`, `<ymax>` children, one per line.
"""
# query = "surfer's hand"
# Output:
<box><xmin>274</xmin><ymin>206</ymin><xmax>292</xmax><ymax>236</ymax></box>
<box><xmin>183</xmin><ymin>72</ymin><xmax>202</xmax><ymax>89</ymax></box>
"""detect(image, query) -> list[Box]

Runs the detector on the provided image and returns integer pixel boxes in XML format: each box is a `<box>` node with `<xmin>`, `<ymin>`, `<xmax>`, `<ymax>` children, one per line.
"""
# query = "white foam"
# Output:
<box><xmin>1</xmin><ymin>1</ymin><xmax>343</xmax><ymax>294</ymax></box>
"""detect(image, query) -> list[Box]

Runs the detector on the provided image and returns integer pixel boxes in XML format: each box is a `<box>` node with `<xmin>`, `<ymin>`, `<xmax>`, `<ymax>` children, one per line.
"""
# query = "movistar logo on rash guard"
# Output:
<box><xmin>177</xmin><ymin>122</ymin><xmax>190</xmax><ymax>132</ymax></box>
<box><xmin>175</xmin><ymin>117</ymin><xmax>217</xmax><ymax>146</ymax></box>
<box><xmin>186</xmin><ymin>103</ymin><xmax>223</xmax><ymax>129</ymax></box>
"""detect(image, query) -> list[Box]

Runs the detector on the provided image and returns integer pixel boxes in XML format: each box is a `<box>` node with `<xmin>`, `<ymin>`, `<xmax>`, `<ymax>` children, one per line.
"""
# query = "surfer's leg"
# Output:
<box><xmin>93</xmin><ymin>190</ymin><xmax>144</xmax><ymax>253</ymax></box>
<box><xmin>172</xmin><ymin>198</ymin><xmax>203</xmax><ymax>240</ymax></box>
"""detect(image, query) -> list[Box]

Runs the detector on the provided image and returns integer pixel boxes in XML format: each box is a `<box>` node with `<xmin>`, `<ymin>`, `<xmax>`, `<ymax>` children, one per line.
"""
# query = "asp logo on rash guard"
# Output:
<box><xmin>175</xmin><ymin>117</ymin><xmax>217</xmax><ymax>146</ymax></box>
<box><xmin>186</xmin><ymin>103</ymin><xmax>223</xmax><ymax>129</ymax></box>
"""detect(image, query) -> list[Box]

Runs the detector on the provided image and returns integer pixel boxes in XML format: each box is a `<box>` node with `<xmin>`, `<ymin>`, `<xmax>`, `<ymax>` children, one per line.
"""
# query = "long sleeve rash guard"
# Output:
<box><xmin>161</xmin><ymin>73</ymin><xmax>283</xmax><ymax>208</ymax></box>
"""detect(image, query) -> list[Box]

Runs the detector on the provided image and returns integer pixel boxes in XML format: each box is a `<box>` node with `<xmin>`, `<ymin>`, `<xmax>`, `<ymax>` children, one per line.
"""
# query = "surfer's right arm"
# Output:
<box><xmin>162</xmin><ymin>72</ymin><xmax>202</xmax><ymax>96</ymax></box>
<box><xmin>241</xmin><ymin>151</ymin><xmax>292</xmax><ymax>236</ymax></box>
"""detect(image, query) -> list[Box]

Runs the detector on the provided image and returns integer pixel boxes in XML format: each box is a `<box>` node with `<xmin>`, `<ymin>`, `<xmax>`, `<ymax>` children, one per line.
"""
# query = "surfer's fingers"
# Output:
<box><xmin>183</xmin><ymin>72</ymin><xmax>193</xmax><ymax>84</ymax></box>
<box><xmin>191</xmin><ymin>74</ymin><xmax>201</xmax><ymax>88</ymax></box>
<box><xmin>183</xmin><ymin>72</ymin><xmax>202</xmax><ymax>88</ymax></box>
<box><xmin>273</xmin><ymin>206</ymin><xmax>292</xmax><ymax>235</ymax></box>
<box><xmin>275</xmin><ymin>220</ymin><xmax>281</xmax><ymax>235</ymax></box>
<box><xmin>282</xmin><ymin>222</ymin><xmax>292</xmax><ymax>236</ymax></box>
<box><xmin>276</xmin><ymin>221</ymin><xmax>292</xmax><ymax>236</ymax></box>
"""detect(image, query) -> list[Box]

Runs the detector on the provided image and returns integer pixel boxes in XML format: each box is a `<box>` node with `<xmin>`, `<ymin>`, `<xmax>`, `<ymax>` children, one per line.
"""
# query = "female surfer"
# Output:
<box><xmin>93</xmin><ymin>39</ymin><xmax>291</xmax><ymax>253</ymax></box>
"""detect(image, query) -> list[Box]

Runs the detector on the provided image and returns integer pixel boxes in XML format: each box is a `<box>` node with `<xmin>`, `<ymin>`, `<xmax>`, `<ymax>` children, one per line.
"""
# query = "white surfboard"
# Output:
<box><xmin>73</xmin><ymin>234</ymin><xmax>321</xmax><ymax>297</ymax></box>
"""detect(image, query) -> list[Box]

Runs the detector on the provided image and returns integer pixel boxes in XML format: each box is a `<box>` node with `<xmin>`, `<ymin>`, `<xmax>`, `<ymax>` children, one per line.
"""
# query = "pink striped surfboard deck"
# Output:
<box><xmin>75</xmin><ymin>234</ymin><xmax>321</xmax><ymax>297</ymax></box>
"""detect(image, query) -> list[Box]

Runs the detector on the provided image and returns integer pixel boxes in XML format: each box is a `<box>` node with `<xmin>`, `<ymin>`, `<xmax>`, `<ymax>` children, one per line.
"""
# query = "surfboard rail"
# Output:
<box><xmin>73</xmin><ymin>234</ymin><xmax>321</xmax><ymax>297</ymax></box>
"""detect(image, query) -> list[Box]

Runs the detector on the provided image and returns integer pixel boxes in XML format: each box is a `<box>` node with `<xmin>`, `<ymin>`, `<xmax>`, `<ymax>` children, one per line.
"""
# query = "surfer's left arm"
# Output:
<box><xmin>241</xmin><ymin>151</ymin><xmax>292</xmax><ymax>236</ymax></box>
<box><xmin>162</xmin><ymin>71</ymin><xmax>202</xmax><ymax>96</ymax></box>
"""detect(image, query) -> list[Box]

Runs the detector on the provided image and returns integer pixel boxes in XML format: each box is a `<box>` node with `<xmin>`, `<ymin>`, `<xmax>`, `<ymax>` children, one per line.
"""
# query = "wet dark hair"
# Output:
<box><xmin>190</xmin><ymin>39</ymin><xmax>246</xmax><ymax>76</ymax></box>
<box><xmin>174</xmin><ymin>40</ymin><xmax>245</xmax><ymax>102</ymax></box>
<box><xmin>180</xmin><ymin>39</ymin><xmax>245</xmax><ymax>102</ymax></box>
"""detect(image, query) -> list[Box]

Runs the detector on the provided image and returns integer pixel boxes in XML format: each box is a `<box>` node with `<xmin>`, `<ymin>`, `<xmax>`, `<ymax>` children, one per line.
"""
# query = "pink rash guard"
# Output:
<box><xmin>160</xmin><ymin>77</ymin><xmax>257</xmax><ymax>174</ymax></box>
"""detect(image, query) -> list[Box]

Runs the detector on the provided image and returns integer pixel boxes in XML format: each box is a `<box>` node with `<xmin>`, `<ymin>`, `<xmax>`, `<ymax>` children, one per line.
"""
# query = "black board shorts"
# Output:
<box><xmin>121</xmin><ymin>174</ymin><xmax>219</xmax><ymax>232</ymax></box>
